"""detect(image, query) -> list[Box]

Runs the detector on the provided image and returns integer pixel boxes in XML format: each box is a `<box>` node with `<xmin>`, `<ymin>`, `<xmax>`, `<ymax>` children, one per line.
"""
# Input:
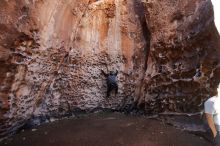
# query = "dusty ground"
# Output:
<box><xmin>1</xmin><ymin>112</ymin><xmax>212</xmax><ymax>146</ymax></box>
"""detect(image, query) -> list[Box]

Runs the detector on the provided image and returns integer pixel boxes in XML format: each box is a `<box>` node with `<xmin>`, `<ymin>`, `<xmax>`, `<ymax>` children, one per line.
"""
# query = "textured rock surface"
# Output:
<box><xmin>0</xmin><ymin>0</ymin><xmax>149</xmax><ymax>139</ymax></box>
<box><xmin>0</xmin><ymin>0</ymin><xmax>219</xmax><ymax>140</ymax></box>
<box><xmin>136</xmin><ymin>0</ymin><xmax>220</xmax><ymax>113</ymax></box>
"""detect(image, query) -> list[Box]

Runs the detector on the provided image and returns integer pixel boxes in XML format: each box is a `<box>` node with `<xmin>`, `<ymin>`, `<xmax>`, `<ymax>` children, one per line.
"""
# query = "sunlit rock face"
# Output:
<box><xmin>0</xmin><ymin>0</ymin><xmax>149</xmax><ymax>139</ymax></box>
<box><xmin>0</xmin><ymin>0</ymin><xmax>219</xmax><ymax>140</ymax></box>
<box><xmin>137</xmin><ymin>0</ymin><xmax>220</xmax><ymax>113</ymax></box>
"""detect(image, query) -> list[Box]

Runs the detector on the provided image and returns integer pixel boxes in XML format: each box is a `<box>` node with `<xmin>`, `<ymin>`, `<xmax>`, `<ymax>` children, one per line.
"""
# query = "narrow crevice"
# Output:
<box><xmin>132</xmin><ymin>0</ymin><xmax>151</xmax><ymax>109</ymax></box>
<box><xmin>133</xmin><ymin>0</ymin><xmax>151</xmax><ymax>71</ymax></box>
<box><xmin>142</xmin><ymin>20</ymin><xmax>151</xmax><ymax>71</ymax></box>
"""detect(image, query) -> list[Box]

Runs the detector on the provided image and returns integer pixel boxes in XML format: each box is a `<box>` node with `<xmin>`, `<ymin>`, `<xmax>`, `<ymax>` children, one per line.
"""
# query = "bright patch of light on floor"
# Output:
<box><xmin>211</xmin><ymin>0</ymin><xmax>220</xmax><ymax>33</ymax></box>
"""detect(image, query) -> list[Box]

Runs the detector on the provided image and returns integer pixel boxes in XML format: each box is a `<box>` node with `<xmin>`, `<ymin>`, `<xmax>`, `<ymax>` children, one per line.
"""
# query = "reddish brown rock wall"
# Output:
<box><xmin>0</xmin><ymin>0</ymin><xmax>219</xmax><ymax>140</ymax></box>
<box><xmin>0</xmin><ymin>0</ymin><xmax>148</xmax><ymax>139</ymax></box>
<box><xmin>137</xmin><ymin>0</ymin><xmax>220</xmax><ymax>113</ymax></box>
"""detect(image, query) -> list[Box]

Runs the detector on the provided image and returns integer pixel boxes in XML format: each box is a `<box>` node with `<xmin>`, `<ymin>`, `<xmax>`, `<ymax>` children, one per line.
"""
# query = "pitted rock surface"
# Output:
<box><xmin>0</xmin><ymin>0</ymin><xmax>219</xmax><ymax>140</ymax></box>
<box><xmin>0</xmin><ymin>0</ymin><xmax>148</xmax><ymax>139</ymax></box>
<box><xmin>136</xmin><ymin>0</ymin><xmax>220</xmax><ymax>113</ymax></box>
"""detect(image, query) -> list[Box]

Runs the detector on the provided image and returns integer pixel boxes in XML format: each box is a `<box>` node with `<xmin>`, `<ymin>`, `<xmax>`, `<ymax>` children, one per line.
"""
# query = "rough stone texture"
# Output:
<box><xmin>0</xmin><ymin>0</ymin><xmax>148</xmax><ymax>139</ymax></box>
<box><xmin>136</xmin><ymin>0</ymin><xmax>220</xmax><ymax>113</ymax></box>
<box><xmin>0</xmin><ymin>0</ymin><xmax>219</xmax><ymax>141</ymax></box>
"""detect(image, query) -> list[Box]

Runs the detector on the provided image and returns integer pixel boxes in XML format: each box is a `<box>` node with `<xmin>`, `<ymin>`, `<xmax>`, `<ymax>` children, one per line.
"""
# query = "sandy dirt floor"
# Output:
<box><xmin>1</xmin><ymin>112</ymin><xmax>212</xmax><ymax>146</ymax></box>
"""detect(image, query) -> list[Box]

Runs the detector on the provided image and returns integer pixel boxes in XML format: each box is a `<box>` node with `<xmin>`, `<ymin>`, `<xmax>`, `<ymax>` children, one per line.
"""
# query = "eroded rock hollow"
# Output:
<box><xmin>0</xmin><ymin>0</ymin><xmax>219</xmax><ymax>140</ymax></box>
